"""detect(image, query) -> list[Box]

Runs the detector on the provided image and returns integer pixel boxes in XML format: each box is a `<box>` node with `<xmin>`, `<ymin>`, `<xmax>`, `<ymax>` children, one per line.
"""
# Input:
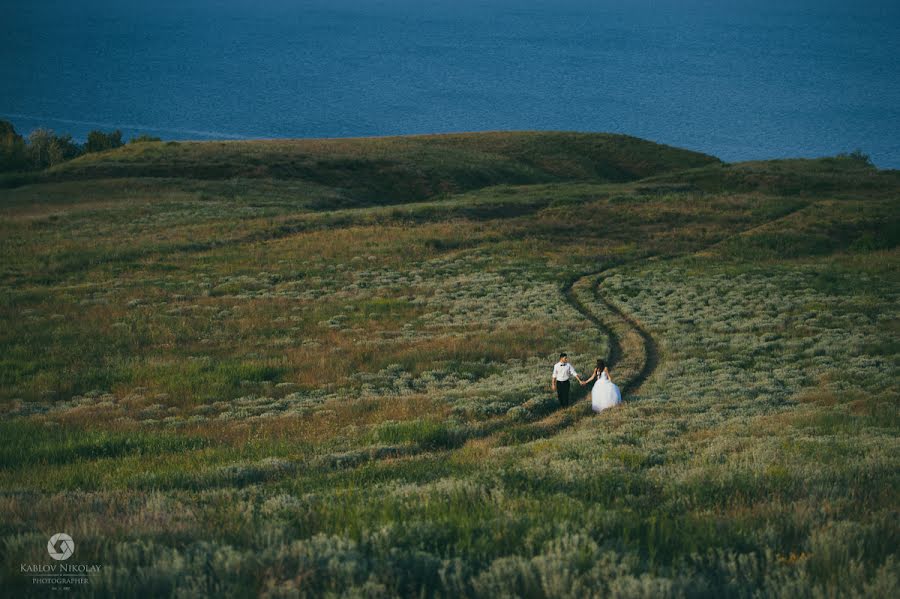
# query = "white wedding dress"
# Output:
<box><xmin>591</xmin><ymin>369</ymin><xmax>622</xmax><ymax>412</ymax></box>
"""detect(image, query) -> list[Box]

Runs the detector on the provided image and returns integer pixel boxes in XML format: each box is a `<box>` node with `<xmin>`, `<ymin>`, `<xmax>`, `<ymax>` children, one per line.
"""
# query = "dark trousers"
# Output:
<box><xmin>556</xmin><ymin>379</ymin><xmax>571</xmax><ymax>407</ymax></box>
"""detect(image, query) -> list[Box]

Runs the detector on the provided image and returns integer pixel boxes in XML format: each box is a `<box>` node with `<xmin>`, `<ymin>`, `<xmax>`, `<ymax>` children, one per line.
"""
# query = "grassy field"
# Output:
<box><xmin>0</xmin><ymin>132</ymin><xmax>897</xmax><ymax>597</ymax></box>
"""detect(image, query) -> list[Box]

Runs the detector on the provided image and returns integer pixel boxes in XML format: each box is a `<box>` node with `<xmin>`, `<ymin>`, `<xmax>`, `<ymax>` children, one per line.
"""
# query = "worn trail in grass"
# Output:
<box><xmin>495</xmin><ymin>199</ymin><xmax>820</xmax><ymax>447</ymax></box>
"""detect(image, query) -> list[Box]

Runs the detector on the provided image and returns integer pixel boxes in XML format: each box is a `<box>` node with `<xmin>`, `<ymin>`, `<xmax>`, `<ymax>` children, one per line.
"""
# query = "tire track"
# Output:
<box><xmin>483</xmin><ymin>263</ymin><xmax>655</xmax><ymax>444</ymax></box>
<box><xmin>474</xmin><ymin>263</ymin><xmax>647</xmax><ymax>447</ymax></box>
<box><xmin>487</xmin><ymin>201</ymin><xmax>815</xmax><ymax>446</ymax></box>
<box><xmin>587</xmin><ymin>269</ymin><xmax>658</xmax><ymax>397</ymax></box>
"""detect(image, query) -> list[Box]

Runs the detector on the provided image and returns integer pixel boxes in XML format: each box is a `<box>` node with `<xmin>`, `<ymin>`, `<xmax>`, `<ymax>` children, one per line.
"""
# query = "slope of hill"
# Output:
<box><xmin>641</xmin><ymin>154</ymin><xmax>900</xmax><ymax>198</ymax></box>
<box><xmin>3</xmin><ymin>131</ymin><xmax>720</xmax><ymax>207</ymax></box>
<box><xmin>0</xmin><ymin>133</ymin><xmax>897</xmax><ymax>598</ymax></box>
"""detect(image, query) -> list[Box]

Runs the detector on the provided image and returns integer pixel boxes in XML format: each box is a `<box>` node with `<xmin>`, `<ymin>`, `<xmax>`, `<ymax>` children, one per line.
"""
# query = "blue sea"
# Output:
<box><xmin>2</xmin><ymin>0</ymin><xmax>899</xmax><ymax>167</ymax></box>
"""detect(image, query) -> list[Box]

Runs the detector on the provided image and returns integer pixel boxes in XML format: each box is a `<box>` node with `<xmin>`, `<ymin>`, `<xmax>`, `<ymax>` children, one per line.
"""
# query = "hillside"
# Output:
<box><xmin>3</xmin><ymin>131</ymin><xmax>719</xmax><ymax>207</ymax></box>
<box><xmin>0</xmin><ymin>133</ymin><xmax>897</xmax><ymax>597</ymax></box>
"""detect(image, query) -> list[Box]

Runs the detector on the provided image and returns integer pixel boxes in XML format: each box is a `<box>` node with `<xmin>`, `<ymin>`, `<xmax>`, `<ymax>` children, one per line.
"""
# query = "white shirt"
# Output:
<box><xmin>553</xmin><ymin>362</ymin><xmax>578</xmax><ymax>381</ymax></box>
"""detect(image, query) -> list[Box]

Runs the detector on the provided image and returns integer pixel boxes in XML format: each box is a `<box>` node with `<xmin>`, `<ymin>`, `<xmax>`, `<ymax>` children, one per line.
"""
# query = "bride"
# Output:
<box><xmin>583</xmin><ymin>359</ymin><xmax>622</xmax><ymax>412</ymax></box>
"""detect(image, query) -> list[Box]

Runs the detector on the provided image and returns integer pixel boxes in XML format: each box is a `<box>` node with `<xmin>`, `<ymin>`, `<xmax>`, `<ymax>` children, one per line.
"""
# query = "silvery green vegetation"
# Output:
<box><xmin>1</xmin><ymin>132</ymin><xmax>897</xmax><ymax>597</ymax></box>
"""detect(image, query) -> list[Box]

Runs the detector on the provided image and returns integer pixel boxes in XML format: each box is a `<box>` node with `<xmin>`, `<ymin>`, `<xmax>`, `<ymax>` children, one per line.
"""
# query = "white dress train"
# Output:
<box><xmin>591</xmin><ymin>370</ymin><xmax>622</xmax><ymax>412</ymax></box>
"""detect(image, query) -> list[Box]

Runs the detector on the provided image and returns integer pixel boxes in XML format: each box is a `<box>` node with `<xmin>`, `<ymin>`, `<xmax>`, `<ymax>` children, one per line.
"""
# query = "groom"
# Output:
<box><xmin>551</xmin><ymin>353</ymin><xmax>583</xmax><ymax>407</ymax></box>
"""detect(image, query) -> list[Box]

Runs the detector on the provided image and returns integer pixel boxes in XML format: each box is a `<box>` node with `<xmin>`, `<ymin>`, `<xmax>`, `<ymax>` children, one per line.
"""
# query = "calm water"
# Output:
<box><xmin>2</xmin><ymin>0</ymin><xmax>899</xmax><ymax>167</ymax></box>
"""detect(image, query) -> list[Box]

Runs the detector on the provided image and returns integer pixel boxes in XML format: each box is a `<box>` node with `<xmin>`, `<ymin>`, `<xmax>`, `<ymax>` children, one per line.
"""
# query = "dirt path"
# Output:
<box><xmin>562</xmin><ymin>263</ymin><xmax>655</xmax><ymax>396</ymax></box>
<box><xmin>484</xmin><ymin>201</ymin><xmax>815</xmax><ymax>446</ymax></box>
<box><xmin>586</xmin><ymin>267</ymin><xmax>659</xmax><ymax>397</ymax></box>
<box><xmin>487</xmin><ymin>262</ymin><xmax>659</xmax><ymax>438</ymax></box>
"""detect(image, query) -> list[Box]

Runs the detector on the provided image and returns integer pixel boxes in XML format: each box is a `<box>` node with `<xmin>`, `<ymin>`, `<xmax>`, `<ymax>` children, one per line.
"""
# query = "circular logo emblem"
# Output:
<box><xmin>47</xmin><ymin>533</ymin><xmax>74</xmax><ymax>561</ymax></box>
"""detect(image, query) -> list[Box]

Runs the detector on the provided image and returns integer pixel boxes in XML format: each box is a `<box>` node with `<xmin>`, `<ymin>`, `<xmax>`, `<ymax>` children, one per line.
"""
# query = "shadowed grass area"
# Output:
<box><xmin>0</xmin><ymin>420</ymin><xmax>211</xmax><ymax>468</ymax></box>
<box><xmin>0</xmin><ymin>132</ymin><xmax>897</xmax><ymax>597</ymax></box>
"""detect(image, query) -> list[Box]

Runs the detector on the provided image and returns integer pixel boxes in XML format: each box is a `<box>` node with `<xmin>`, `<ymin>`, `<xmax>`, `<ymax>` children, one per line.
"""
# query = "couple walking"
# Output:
<box><xmin>551</xmin><ymin>353</ymin><xmax>622</xmax><ymax>413</ymax></box>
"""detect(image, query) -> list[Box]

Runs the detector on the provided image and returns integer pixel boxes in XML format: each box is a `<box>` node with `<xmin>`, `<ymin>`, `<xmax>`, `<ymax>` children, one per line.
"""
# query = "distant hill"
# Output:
<box><xmin>639</xmin><ymin>155</ymin><xmax>900</xmax><ymax>198</ymax></box>
<box><xmin>6</xmin><ymin>131</ymin><xmax>719</xmax><ymax>207</ymax></box>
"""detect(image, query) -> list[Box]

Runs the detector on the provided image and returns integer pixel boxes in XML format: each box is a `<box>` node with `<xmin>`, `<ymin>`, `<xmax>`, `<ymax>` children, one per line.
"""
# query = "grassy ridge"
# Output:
<box><xmin>3</xmin><ymin>131</ymin><xmax>719</xmax><ymax>207</ymax></box>
<box><xmin>642</xmin><ymin>155</ymin><xmax>900</xmax><ymax>199</ymax></box>
<box><xmin>0</xmin><ymin>133</ymin><xmax>897</xmax><ymax>597</ymax></box>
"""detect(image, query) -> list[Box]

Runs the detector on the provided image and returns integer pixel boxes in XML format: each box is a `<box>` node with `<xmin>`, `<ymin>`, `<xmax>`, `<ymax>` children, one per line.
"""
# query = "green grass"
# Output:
<box><xmin>2</xmin><ymin>131</ymin><xmax>719</xmax><ymax>206</ymax></box>
<box><xmin>0</xmin><ymin>131</ymin><xmax>897</xmax><ymax>597</ymax></box>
